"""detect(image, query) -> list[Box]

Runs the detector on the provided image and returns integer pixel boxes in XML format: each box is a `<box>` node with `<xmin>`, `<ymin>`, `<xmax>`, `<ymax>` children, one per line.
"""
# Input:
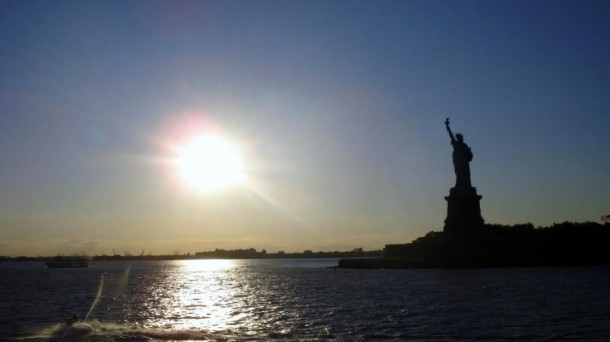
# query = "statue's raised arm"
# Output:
<box><xmin>445</xmin><ymin>118</ymin><xmax>456</xmax><ymax>143</ymax></box>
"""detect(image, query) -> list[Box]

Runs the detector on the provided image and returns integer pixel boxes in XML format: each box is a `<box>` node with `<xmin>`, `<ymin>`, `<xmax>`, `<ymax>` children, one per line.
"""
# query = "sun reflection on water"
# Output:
<box><xmin>179</xmin><ymin>259</ymin><xmax>235</xmax><ymax>272</ymax></box>
<box><xmin>142</xmin><ymin>259</ymin><xmax>250</xmax><ymax>333</ymax></box>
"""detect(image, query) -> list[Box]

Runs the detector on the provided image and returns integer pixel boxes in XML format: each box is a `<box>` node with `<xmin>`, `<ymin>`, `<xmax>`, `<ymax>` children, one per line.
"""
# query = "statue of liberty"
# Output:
<box><xmin>445</xmin><ymin>118</ymin><xmax>473</xmax><ymax>189</ymax></box>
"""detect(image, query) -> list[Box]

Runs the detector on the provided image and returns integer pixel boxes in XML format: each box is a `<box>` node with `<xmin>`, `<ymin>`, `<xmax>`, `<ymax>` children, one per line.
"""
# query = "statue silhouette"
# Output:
<box><xmin>443</xmin><ymin>118</ymin><xmax>484</xmax><ymax>232</ymax></box>
<box><xmin>445</xmin><ymin>118</ymin><xmax>473</xmax><ymax>189</ymax></box>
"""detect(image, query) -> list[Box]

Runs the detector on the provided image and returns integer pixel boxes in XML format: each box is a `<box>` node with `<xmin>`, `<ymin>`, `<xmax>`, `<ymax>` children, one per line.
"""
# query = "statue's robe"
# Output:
<box><xmin>452</xmin><ymin>141</ymin><xmax>472</xmax><ymax>189</ymax></box>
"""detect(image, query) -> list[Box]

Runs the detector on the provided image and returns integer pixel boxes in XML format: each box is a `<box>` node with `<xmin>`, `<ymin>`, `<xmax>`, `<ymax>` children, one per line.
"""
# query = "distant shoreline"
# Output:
<box><xmin>0</xmin><ymin>248</ymin><xmax>383</xmax><ymax>262</ymax></box>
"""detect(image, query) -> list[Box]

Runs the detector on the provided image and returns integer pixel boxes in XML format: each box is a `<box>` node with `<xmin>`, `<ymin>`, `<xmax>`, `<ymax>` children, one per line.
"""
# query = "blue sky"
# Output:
<box><xmin>1</xmin><ymin>0</ymin><xmax>609</xmax><ymax>256</ymax></box>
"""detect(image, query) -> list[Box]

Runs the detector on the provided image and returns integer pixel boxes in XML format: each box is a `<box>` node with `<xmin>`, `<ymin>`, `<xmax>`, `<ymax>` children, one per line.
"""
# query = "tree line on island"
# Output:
<box><xmin>394</xmin><ymin>220</ymin><xmax>610</xmax><ymax>267</ymax></box>
<box><xmin>418</xmin><ymin>220</ymin><xmax>610</xmax><ymax>246</ymax></box>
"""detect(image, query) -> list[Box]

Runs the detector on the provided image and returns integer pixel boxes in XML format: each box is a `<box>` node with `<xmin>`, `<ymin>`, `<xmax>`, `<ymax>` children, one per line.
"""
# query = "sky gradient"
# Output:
<box><xmin>1</xmin><ymin>0</ymin><xmax>609</xmax><ymax>256</ymax></box>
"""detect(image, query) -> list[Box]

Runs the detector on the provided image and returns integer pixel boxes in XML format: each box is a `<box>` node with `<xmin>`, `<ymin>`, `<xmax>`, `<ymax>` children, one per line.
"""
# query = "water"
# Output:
<box><xmin>1</xmin><ymin>259</ymin><xmax>609</xmax><ymax>341</ymax></box>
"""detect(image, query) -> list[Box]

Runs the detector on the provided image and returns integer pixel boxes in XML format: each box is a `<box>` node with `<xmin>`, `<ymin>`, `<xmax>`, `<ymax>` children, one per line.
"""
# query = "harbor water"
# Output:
<box><xmin>1</xmin><ymin>259</ymin><xmax>609</xmax><ymax>341</ymax></box>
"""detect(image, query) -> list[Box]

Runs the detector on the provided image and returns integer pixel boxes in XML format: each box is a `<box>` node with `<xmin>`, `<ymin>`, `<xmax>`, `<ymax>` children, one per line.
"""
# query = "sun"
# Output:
<box><xmin>175</xmin><ymin>134</ymin><xmax>245</xmax><ymax>193</ymax></box>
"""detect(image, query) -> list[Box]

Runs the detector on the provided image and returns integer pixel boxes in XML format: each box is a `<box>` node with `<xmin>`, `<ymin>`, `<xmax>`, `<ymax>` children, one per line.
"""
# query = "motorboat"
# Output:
<box><xmin>44</xmin><ymin>256</ymin><xmax>89</xmax><ymax>268</ymax></box>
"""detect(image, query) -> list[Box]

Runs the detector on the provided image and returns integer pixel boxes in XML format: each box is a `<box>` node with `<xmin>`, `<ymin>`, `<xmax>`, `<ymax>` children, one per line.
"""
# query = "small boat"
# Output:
<box><xmin>53</xmin><ymin>322</ymin><xmax>93</xmax><ymax>339</ymax></box>
<box><xmin>44</xmin><ymin>256</ymin><xmax>89</xmax><ymax>268</ymax></box>
<box><xmin>52</xmin><ymin>315</ymin><xmax>93</xmax><ymax>340</ymax></box>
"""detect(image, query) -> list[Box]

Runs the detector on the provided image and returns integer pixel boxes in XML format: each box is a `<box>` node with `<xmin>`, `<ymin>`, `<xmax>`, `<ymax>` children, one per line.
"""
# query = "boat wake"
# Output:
<box><xmin>21</xmin><ymin>322</ymin><xmax>93</xmax><ymax>341</ymax></box>
<box><xmin>23</xmin><ymin>320</ymin><xmax>239</xmax><ymax>341</ymax></box>
<box><xmin>50</xmin><ymin>322</ymin><xmax>93</xmax><ymax>341</ymax></box>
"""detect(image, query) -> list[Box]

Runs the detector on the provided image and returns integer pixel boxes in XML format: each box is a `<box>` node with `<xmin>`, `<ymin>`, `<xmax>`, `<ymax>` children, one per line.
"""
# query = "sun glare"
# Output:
<box><xmin>175</xmin><ymin>134</ymin><xmax>245</xmax><ymax>193</ymax></box>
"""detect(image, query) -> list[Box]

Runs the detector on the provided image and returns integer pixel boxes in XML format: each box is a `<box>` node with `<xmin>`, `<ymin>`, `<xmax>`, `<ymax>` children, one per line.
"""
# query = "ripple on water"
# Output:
<box><xmin>1</xmin><ymin>261</ymin><xmax>610</xmax><ymax>340</ymax></box>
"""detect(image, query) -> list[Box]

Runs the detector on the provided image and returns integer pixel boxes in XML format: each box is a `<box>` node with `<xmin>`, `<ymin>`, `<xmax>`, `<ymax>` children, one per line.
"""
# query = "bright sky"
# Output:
<box><xmin>1</xmin><ymin>1</ymin><xmax>609</xmax><ymax>256</ymax></box>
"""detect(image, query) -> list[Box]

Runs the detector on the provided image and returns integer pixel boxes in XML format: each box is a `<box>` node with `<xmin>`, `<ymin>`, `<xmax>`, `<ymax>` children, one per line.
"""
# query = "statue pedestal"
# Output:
<box><xmin>444</xmin><ymin>186</ymin><xmax>484</xmax><ymax>233</ymax></box>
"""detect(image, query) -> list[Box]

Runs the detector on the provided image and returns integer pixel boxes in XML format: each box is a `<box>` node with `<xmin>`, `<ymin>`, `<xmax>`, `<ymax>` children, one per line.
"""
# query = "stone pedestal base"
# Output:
<box><xmin>444</xmin><ymin>186</ymin><xmax>484</xmax><ymax>233</ymax></box>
